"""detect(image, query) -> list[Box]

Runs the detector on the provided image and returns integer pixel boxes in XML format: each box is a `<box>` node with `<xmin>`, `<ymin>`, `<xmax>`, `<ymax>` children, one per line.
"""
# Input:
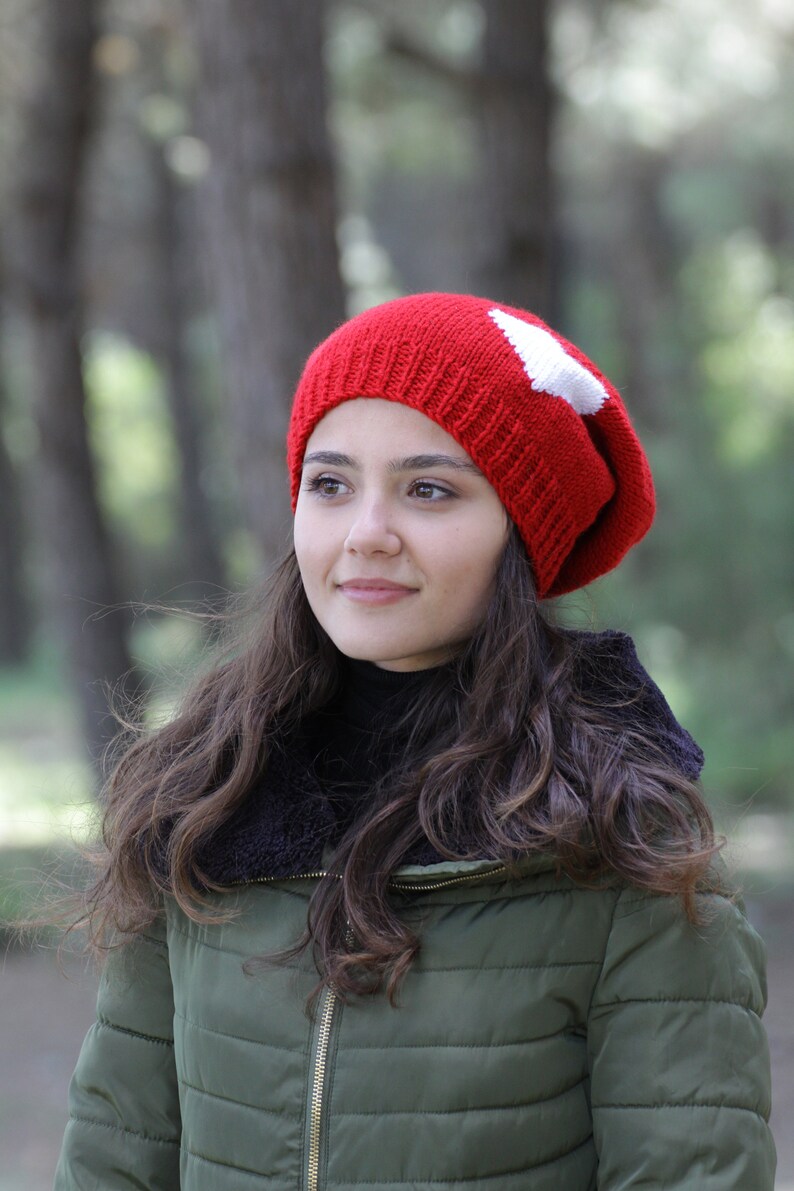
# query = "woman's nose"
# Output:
<box><xmin>343</xmin><ymin>497</ymin><xmax>401</xmax><ymax>555</ymax></box>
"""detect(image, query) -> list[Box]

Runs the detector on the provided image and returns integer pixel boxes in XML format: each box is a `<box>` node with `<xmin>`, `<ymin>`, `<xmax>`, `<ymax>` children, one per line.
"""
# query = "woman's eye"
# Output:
<box><xmin>410</xmin><ymin>480</ymin><xmax>454</xmax><ymax>501</ymax></box>
<box><xmin>305</xmin><ymin>474</ymin><xmax>348</xmax><ymax>497</ymax></box>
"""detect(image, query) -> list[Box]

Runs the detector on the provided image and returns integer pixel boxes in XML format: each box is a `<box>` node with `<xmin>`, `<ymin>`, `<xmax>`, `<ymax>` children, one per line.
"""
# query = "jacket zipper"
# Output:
<box><xmin>391</xmin><ymin>865</ymin><xmax>507</xmax><ymax>891</ymax></box>
<box><xmin>235</xmin><ymin>867</ymin><xmax>508</xmax><ymax>1188</ymax></box>
<box><xmin>305</xmin><ymin>920</ymin><xmax>354</xmax><ymax>1191</ymax></box>
<box><xmin>306</xmin><ymin>982</ymin><xmax>336</xmax><ymax>1191</ymax></box>
<box><xmin>241</xmin><ymin>865</ymin><xmax>508</xmax><ymax>892</ymax></box>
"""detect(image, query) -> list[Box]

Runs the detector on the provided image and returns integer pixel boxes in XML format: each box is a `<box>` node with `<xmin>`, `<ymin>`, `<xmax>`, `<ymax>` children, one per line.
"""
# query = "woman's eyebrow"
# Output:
<box><xmin>302</xmin><ymin>450</ymin><xmax>356</xmax><ymax>469</ymax></box>
<box><xmin>302</xmin><ymin>450</ymin><xmax>482</xmax><ymax>475</ymax></box>
<box><xmin>391</xmin><ymin>453</ymin><xmax>483</xmax><ymax>476</ymax></box>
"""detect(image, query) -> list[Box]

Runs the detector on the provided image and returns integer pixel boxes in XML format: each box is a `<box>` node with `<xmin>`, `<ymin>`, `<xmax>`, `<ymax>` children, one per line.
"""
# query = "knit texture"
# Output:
<box><xmin>287</xmin><ymin>292</ymin><xmax>656</xmax><ymax>597</ymax></box>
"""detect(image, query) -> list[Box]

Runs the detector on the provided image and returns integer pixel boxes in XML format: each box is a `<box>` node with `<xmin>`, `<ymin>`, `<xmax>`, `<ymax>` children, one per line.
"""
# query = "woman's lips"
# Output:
<box><xmin>337</xmin><ymin>582</ymin><xmax>418</xmax><ymax>605</ymax></box>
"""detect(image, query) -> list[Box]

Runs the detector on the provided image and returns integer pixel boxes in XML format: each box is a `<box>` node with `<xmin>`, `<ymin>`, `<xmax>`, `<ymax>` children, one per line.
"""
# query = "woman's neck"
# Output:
<box><xmin>337</xmin><ymin>655</ymin><xmax>451</xmax><ymax>730</ymax></box>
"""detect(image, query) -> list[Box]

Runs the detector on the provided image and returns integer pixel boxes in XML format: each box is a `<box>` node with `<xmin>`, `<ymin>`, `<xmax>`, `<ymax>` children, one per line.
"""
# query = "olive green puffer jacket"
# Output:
<box><xmin>55</xmin><ymin>852</ymin><xmax>775</xmax><ymax>1190</ymax></box>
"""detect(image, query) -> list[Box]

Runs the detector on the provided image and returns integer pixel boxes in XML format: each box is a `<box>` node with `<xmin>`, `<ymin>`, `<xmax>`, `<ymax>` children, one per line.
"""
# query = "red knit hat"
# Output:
<box><xmin>287</xmin><ymin>292</ymin><xmax>655</xmax><ymax>598</ymax></box>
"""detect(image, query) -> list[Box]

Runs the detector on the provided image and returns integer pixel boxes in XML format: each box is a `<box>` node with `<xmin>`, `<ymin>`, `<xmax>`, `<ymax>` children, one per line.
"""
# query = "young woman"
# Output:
<box><xmin>55</xmin><ymin>292</ymin><xmax>775</xmax><ymax>1190</ymax></box>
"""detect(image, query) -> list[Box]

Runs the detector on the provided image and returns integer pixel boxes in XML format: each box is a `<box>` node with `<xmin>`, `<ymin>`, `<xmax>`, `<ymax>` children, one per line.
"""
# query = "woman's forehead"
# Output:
<box><xmin>305</xmin><ymin>397</ymin><xmax>470</xmax><ymax>457</ymax></box>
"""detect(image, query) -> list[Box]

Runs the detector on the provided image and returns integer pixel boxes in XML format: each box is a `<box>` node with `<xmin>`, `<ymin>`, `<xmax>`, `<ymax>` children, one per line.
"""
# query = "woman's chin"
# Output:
<box><xmin>334</xmin><ymin>638</ymin><xmax>457</xmax><ymax>672</ymax></box>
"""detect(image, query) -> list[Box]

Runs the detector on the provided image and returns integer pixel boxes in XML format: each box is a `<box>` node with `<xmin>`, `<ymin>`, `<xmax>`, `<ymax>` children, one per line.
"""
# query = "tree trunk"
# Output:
<box><xmin>474</xmin><ymin>0</ymin><xmax>555</xmax><ymax>318</ymax></box>
<box><xmin>190</xmin><ymin>0</ymin><xmax>346</xmax><ymax>565</ymax></box>
<box><xmin>9</xmin><ymin>0</ymin><xmax>137</xmax><ymax>769</ymax></box>
<box><xmin>0</xmin><ymin>296</ymin><xmax>30</xmax><ymax>666</ymax></box>
<box><xmin>148</xmin><ymin>131</ymin><xmax>228</xmax><ymax>600</ymax></box>
<box><xmin>608</xmin><ymin>146</ymin><xmax>680</xmax><ymax>433</ymax></box>
<box><xmin>369</xmin><ymin>2</ymin><xmax>556</xmax><ymax>315</ymax></box>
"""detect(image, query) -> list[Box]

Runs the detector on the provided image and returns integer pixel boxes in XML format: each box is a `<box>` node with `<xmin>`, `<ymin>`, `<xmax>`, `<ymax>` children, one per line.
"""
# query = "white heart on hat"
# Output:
<box><xmin>488</xmin><ymin>308</ymin><xmax>609</xmax><ymax>416</ymax></box>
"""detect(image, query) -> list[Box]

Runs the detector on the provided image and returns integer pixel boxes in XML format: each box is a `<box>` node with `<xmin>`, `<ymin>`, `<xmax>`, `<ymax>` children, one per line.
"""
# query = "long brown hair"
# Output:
<box><xmin>76</xmin><ymin>524</ymin><xmax>720</xmax><ymax>1005</ymax></box>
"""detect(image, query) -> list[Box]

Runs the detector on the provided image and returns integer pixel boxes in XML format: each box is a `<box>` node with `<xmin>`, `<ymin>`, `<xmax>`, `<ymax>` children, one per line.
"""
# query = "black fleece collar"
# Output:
<box><xmin>195</xmin><ymin>629</ymin><xmax>704</xmax><ymax>885</ymax></box>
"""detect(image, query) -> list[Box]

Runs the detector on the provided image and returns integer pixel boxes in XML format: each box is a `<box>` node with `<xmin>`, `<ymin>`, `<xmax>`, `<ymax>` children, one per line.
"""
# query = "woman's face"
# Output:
<box><xmin>293</xmin><ymin>398</ymin><xmax>510</xmax><ymax>671</ymax></box>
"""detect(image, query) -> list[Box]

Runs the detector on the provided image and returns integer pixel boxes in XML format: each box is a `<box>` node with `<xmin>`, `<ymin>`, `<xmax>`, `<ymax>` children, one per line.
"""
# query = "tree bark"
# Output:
<box><xmin>474</xmin><ymin>0</ymin><xmax>555</xmax><ymax>317</ymax></box>
<box><xmin>375</xmin><ymin>0</ymin><xmax>556</xmax><ymax>317</ymax></box>
<box><xmin>0</xmin><ymin>295</ymin><xmax>30</xmax><ymax>666</ymax></box>
<box><xmin>190</xmin><ymin>0</ymin><xmax>346</xmax><ymax>565</ymax></box>
<box><xmin>148</xmin><ymin>131</ymin><xmax>229</xmax><ymax>600</ymax></box>
<box><xmin>9</xmin><ymin>0</ymin><xmax>137</xmax><ymax>768</ymax></box>
<box><xmin>608</xmin><ymin>146</ymin><xmax>680</xmax><ymax>433</ymax></box>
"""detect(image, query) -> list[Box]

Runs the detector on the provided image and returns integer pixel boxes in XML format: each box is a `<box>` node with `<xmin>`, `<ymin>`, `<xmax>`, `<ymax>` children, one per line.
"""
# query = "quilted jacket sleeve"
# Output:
<box><xmin>53</xmin><ymin>913</ymin><xmax>181</xmax><ymax>1189</ymax></box>
<box><xmin>587</xmin><ymin>884</ymin><xmax>776</xmax><ymax>1190</ymax></box>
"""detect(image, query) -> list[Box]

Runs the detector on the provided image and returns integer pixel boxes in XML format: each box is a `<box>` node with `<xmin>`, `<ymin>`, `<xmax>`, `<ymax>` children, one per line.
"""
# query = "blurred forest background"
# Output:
<box><xmin>1</xmin><ymin>0</ymin><xmax>794</xmax><ymax>894</ymax></box>
<box><xmin>1</xmin><ymin>2</ymin><xmax>793</xmax><ymax>1186</ymax></box>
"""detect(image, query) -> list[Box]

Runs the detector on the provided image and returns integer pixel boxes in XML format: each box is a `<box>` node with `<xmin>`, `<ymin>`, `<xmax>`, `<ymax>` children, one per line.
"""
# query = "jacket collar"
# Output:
<box><xmin>195</xmin><ymin>629</ymin><xmax>704</xmax><ymax>886</ymax></box>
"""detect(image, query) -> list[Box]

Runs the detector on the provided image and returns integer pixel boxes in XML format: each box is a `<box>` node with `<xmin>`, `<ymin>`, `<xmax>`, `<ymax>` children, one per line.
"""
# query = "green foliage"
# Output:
<box><xmin>0</xmin><ymin>651</ymin><xmax>95</xmax><ymax>852</ymax></box>
<box><xmin>83</xmin><ymin>333</ymin><xmax>179</xmax><ymax>553</ymax></box>
<box><xmin>688</xmin><ymin>231</ymin><xmax>794</xmax><ymax>466</ymax></box>
<box><xmin>0</xmin><ymin>615</ymin><xmax>210</xmax><ymax>858</ymax></box>
<box><xmin>2</xmin><ymin>0</ymin><xmax>792</xmax><ymax>828</ymax></box>
<box><xmin>549</xmin><ymin>0</ymin><xmax>794</xmax><ymax>813</ymax></box>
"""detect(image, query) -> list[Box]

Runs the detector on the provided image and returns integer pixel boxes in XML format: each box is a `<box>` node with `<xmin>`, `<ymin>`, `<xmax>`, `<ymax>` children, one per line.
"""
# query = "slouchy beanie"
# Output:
<box><xmin>287</xmin><ymin>291</ymin><xmax>655</xmax><ymax>598</ymax></box>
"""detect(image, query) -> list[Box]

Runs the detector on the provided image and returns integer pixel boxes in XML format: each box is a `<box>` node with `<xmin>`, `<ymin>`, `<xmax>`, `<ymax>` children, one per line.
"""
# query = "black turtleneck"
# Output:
<box><xmin>304</xmin><ymin>655</ymin><xmax>453</xmax><ymax>836</ymax></box>
<box><xmin>189</xmin><ymin>630</ymin><xmax>705</xmax><ymax>885</ymax></box>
